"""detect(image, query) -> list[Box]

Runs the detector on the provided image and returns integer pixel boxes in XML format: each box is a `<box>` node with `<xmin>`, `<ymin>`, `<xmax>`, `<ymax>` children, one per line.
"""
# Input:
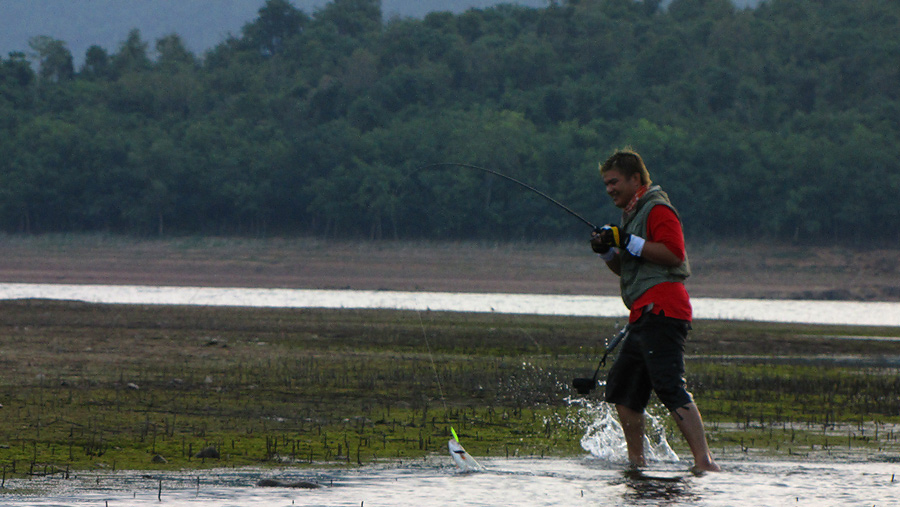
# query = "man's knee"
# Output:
<box><xmin>656</xmin><ymin>387</ymin><xmax>694</xmax><ymax>414</ymax></box>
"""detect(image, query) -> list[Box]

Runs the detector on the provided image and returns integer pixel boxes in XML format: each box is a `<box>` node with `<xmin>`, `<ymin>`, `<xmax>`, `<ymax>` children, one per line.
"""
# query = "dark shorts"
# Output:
<box><xmin>604</xmin><ymin>311</ymin><xmax>694</xmax><ymax>413</ymax></box>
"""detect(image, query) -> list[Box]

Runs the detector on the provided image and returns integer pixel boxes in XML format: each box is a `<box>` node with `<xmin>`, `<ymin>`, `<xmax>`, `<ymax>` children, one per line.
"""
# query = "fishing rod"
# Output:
<box><xmin>572</xmin><ymin>324</ymin><xmax>631</xmax><ymax>395</ymax></box>
<box><xmin>421</xmin><ymin>163</ymin><xmax>616</xmax><ymax>396</ymax></box>
<box><xmin>418</xmin><ymin>163</ymin><xmax>600</xmax><ymax>232</ymax></box>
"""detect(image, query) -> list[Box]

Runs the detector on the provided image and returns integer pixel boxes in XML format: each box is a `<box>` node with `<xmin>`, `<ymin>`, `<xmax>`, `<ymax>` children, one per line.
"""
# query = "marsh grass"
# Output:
<box><xmin>0</xmin><ymin>300</ymin><xmax>898</xmax><ymax>476</ymax></box>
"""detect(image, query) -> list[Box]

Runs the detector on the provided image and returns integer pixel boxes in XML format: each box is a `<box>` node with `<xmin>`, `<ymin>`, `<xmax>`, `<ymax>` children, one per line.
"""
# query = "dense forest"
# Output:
<box><xmin>1</xmin><ymin>0</ymin><xmax>898</xmax><ymax>243</ymax></box>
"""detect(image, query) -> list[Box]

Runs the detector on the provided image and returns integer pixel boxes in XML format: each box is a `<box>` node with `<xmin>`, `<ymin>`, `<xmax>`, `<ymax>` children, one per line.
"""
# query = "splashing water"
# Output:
<box><xmin>569</xmin><ymin>396</ymin><xmax>679</xmax><ymax>464</ymax></box>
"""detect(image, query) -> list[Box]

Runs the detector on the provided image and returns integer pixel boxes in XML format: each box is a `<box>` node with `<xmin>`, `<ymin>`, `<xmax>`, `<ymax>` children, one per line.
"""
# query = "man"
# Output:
<box><xmin>590</xmin><ymin>148</ymin><xmax>720</xmax><ymax>473</ymax></box>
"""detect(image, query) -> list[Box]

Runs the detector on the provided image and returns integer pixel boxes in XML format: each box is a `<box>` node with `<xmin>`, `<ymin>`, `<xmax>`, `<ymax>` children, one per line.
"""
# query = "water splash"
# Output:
<box><xmin>569</xmin><ymin>397</ymin><xmax>679</xmax><ymax>463</ymax></box>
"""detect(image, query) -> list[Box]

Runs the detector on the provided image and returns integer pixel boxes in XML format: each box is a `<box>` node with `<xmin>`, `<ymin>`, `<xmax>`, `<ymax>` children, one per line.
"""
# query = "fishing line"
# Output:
<box><xmin>417</xmin><ymin>163</ymin><xmax>600</xmax><ymax>232</ymax></box>
<box><xmin>417</xmin><ymin>310</ymin><xmax>483</xmax><ymax>471</ymax></box>
<box><xmin>416</xmin><ymin>310</ymin><xmax>449</xmax><ymax>415</ymax></box>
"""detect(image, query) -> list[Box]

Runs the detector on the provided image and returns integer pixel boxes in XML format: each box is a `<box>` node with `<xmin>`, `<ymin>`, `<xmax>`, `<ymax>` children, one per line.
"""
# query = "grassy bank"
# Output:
<box><xmin>0</xmin><ymin>300</ymin><xmax>899</xmax><ymax>475</ymax></box>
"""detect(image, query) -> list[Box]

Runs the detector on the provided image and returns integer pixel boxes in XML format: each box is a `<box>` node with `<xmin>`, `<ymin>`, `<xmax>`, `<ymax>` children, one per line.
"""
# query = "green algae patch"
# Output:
<box><xmin>0</xmin><ymin>300</ymin><xmax>898</xmax><ymax>474</ymax></box>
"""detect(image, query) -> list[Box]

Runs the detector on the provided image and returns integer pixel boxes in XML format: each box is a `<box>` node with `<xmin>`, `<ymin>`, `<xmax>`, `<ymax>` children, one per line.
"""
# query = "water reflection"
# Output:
<box><xmin>0</xmin><ymin>282</ymin><xmax>898</xmax><ymax>326</ymax></box>
<box><xmin>3</xmin><ymin>459</ymin><xmax>897</xmax><ymax>507</ymax></box>
<box><xmin>620</xmin><ymin>469</ymin><xmax>699</xmax><ymax>505</ymax></box>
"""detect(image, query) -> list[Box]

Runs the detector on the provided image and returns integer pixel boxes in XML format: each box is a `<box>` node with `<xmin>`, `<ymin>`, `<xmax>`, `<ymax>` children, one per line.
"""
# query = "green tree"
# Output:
<box><xmin>2</xmin><ymin>0</ymin><xmax>899</xmax><ymax>244</ymax></box>
<box><xmin>242</xmin><ymin>0</ymin><xmax>309</xmax><ymax>56</ymax></box>
<box><xmin>156</xmin><ymin>34</ymin><xmax>196</xmax><ymax>70</ymax></box>
<box><xmin>0</xmin><ymin>52</ymin><xmax>35</xmax><ymax>109</ymax></box>
<box><xmin>81</xmin><ymin>45</ymin><xmax>110</xmax><ymax>79</ymax></box>
<box><xmin>314</xmin><ymin>0</ymin><xmax>382</xmax><ymax>39</ymax></box>
<box><xmin>28</xmin><ymin>36</ymin><xmax>74</xmax><ymax>83</ymax></box>
<box><xmin>110</xmin><ymin>29</ymin><xmax>151</xmax><ymax>76</ymax></box>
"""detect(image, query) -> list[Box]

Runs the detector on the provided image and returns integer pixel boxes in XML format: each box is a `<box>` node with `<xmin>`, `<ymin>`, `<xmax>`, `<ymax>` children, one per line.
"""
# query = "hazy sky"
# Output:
<box><xmin>0</xmin><ymin>0</ymin><xmax>548</xmax><ymax>66</ymax></box>
<box><xmin>1</xmin><ymin>0</ymin><xmax>762</xmax><ymax>66</ymax></box>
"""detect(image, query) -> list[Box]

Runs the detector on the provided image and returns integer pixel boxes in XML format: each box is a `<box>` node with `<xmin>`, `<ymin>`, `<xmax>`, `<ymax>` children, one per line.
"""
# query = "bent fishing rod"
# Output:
<box><xmin>421</xmin><ymin>162</ymin><xmax>619</xmax><ymax>395</ymax></box>
<box><xmin>418</xmin><ymin>163</ymin><xmax>600</xmax><ymax>232</ymax></box>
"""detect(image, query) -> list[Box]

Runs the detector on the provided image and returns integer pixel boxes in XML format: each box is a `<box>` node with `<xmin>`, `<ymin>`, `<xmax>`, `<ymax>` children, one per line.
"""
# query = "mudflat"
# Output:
<box><xmin>0</xmin><ymin>236</ymin><xmax>898</xmax><ymax>472</ymax></box>
<box><xmin>0</xmin><ymin>235</ymin><xmax>897</xmax><ymax>301</ymax></box>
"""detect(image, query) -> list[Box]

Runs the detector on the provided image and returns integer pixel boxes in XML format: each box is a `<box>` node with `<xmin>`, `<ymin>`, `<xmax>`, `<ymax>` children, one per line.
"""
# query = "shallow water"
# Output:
<box><xmin>1</xmin><ymin>284</ymin><xmax>898</xmax><ymax>505</ymax></box>
<box><xmin>2</xmin><ymin>283</ymin><xmax>899</xmax><ymax>326</ymax></box>
<box><xmin>2</xmin><ymin>401</ymin><xmax>897</xmax><ymax>506</ymax></box>
<box><xmin>3</xmin><ymin>457</ymin><xmax>897</xmax><ymax>507</ymax></box>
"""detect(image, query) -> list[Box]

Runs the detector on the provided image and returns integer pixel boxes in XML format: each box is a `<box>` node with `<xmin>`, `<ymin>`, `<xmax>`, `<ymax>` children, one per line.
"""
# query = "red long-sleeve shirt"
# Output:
<box><xmin>628</xmin><ymin>205</ymin><xmax>693</xmax><ymax>323</ymax></box>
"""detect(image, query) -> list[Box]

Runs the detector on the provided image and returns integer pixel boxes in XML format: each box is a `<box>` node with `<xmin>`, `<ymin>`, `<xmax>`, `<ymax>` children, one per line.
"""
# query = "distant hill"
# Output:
<box><xmin>1</xmin><ymin>0</ymin><xmax>763</xmax><ymax>66</ymax></box>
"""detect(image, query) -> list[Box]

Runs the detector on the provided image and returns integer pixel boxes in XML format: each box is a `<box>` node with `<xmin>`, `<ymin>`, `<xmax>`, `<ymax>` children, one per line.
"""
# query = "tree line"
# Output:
<box><xmin>1</xmin><ymin>0</ymin><xmax>898</xmax><ymax>244</ymax></box>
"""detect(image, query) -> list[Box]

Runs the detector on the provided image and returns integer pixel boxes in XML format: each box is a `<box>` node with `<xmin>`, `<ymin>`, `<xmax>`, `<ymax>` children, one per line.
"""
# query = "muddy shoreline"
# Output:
<box><xmin>0</xmin><ymin>236</ymin><xmax>897</xmax><ymax>474</ymax></box>
<box><xmin>0</xmin><ymin>235</ymin><xmax>897</xmax><ymax>301</ymax></box>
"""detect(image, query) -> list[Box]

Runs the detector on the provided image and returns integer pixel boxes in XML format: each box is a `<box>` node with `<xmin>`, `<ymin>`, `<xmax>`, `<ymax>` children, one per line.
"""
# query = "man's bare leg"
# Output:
<box><xmin>616</xmin><ymin>404</ymin><xmax>647</xmax><ymax>467</ymax></box>
<box><xmin>672</xmin><ymin>403</ymin><xmax>721</xmax><ymax>472</ymax></box>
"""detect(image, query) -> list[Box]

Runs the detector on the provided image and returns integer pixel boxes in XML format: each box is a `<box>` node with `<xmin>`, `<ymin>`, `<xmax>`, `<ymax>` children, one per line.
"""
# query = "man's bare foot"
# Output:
<box><xmin>690</xmin><ymin>461</ymin><xmax>722</xmax><ymax>475</ymax></box>
<box><xmin>628</xmin><ymin>457</ymin><xmax>647</xmax><ymax>468</ymax></box>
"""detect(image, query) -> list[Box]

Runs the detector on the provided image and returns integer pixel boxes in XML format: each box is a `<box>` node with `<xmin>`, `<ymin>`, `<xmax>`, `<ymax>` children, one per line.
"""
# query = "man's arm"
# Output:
<box><xmin>598</xmin><ymin>241</ymin><xmax>678</xmax><ymax>274</ymax></box>
<box><xmin>639</xmin><ymin>240</ymin><xmax>683</xmax><ymax>267</ymax></box>
<box><xmin>603</xmin><ymin>252</ymin><xmax>622</xmax><ymax>275</ymax></box>
<box><xmin>643</xmin><ymin>205</ymin><xmax>686</xmax><ymax>266</ymax></box>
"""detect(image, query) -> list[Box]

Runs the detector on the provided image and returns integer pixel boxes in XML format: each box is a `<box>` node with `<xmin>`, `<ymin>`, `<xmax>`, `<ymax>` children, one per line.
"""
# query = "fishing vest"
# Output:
<box><xmin>619</xmin><ymin>186</ymin><xmax>691</xmax><ymax>309</ymax></box>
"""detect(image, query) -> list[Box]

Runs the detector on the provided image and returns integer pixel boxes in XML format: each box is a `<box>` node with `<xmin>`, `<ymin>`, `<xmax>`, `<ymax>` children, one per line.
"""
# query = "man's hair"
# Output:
<box><xmin>599</xmin><ymin>148</ymin><xmax>652</xmax><ymax>186</ymax></box>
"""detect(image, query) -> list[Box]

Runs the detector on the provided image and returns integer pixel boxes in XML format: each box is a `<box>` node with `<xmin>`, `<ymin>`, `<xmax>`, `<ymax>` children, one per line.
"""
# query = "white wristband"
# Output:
<box><xmin>625</xmin><ymin>235</ymin><xmax>645</xmax><ymax>257</ymax></box>
<box><xmin>598</xmin><ymin>248</ymin><xmax>618</xmax><ymax>262</ymax></box>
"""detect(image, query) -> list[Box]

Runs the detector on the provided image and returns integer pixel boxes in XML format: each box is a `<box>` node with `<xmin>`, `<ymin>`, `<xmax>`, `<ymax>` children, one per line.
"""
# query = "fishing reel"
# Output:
<box><xmin>571</xmin><ymin>324</ymin><xmax>631</xmax><ymax>395</ymax></box>
<box><xmin>571</xmin><ymin>376</ymin><xmax>598</xmax><ymax>395</ymax></box>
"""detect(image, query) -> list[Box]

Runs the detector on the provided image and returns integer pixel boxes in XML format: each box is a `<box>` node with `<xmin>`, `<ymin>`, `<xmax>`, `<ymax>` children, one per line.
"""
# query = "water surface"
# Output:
<box><xmin>3</xmin><ymin>458</ymin><xmax>896</xmax><ymax>507</ymax></box>
<box><xmin>1</xmin><ymin>285</ymin><xmax>898</xmax><ymax>505</ymax></box>
<box><xmin>1</xmin><ymin>283</ymin><xmax>898</xmax><ymax>326</ymax></box>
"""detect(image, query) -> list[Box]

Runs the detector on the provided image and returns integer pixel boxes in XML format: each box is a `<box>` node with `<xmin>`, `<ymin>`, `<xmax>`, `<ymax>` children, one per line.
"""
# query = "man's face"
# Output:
<box><xmin>603</xmin><ymin>168</ymin><xmax>642</xmax><ymax>209</ymax></box>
